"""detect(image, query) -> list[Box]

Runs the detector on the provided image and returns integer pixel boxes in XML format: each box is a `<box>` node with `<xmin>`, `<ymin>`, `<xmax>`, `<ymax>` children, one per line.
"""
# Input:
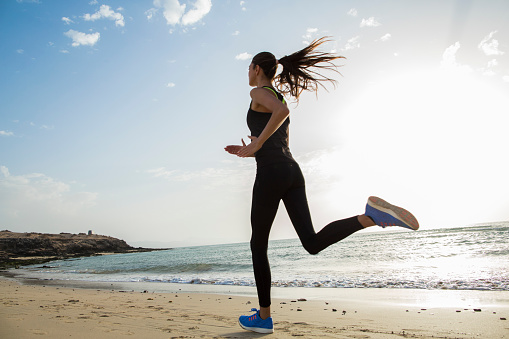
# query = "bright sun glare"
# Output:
<box><xmin>325</xmin><ymin>68</ymin><xmax>509</xmax><ymax>228</ymax></box>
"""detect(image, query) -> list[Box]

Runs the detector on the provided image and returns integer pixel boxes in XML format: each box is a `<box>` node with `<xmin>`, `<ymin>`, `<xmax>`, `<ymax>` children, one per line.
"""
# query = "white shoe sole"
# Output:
<box><xmin>238</xmin><ymin>320</ymin><xmax>274</xmax><ymax>334</ymax></box>
<box><xmin>368</xmin><ymin>196</ymin><xmax>419</xmax><ymax>230</ymax></box>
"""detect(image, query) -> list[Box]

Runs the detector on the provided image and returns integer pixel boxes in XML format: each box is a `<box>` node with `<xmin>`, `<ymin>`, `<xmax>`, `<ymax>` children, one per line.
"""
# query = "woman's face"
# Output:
<box><xmin>248</xmin><ymin>63</ymin><xmax>257</xmax><ymax>87</ymax></box>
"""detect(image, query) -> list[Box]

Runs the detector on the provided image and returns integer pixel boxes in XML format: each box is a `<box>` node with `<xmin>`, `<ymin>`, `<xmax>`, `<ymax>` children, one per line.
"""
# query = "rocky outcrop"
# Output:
<box><xmin>0</xmin><ymin>230</ymin><xmax>165</xmax><ymax>268</ymax></box>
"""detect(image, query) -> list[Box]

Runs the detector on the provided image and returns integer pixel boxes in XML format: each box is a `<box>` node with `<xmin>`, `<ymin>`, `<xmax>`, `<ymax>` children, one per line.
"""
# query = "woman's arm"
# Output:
<box><xmin>236</xmin><ymin>88</ymin><xmax>289</xmax><ymax>158</ymax></box>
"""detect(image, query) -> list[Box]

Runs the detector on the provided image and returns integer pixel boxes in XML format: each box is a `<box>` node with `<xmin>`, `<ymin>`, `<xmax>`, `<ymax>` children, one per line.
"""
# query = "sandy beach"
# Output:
<box><xmin>1</xmin><ymin>276</ymin><xmax>508</xmax><ymax>338</ymax></box>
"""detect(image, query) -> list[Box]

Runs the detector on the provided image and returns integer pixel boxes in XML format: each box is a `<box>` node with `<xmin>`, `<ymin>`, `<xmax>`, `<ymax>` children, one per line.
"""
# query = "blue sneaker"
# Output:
<box><xmin>365</xmin><ymin>196</ymin><xmax>419</xmax><ymax>230</ymax></box>
<box><xmin>238</xmin><ymin>308</ymin><xmax>274</xmax><ymax>334</ymax></box>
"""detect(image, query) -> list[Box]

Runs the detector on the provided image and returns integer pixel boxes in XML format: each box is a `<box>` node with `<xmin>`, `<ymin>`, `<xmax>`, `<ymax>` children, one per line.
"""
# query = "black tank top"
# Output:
<box><xmin>247</xmin><ymin>86</ymin><xmax>296</xmax><ymax>167</ymax></box>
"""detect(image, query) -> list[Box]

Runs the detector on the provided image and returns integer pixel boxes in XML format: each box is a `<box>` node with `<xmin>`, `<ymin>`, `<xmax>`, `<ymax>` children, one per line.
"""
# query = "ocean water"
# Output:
<box><xmin>13</xmin><ymin>223</ymin><xmax>509</xmax><ymax>291</ymax></box>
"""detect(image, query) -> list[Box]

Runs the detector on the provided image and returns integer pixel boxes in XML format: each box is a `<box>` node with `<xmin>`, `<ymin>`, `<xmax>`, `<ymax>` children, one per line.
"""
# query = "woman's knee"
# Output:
<box><xmin>250</xmin><ymin>237</ymin><xmax>268</xmax><ymax>255</ymax></box>
<box><xmin>301</xmin><ymin>239</ymin><xmax>320</xmax><ymax>255</ymax></box>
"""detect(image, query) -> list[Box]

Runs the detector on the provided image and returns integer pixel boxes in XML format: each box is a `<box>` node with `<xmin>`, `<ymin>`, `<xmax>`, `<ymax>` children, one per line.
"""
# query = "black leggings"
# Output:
<box><xmin>250</xmin><ymin>162</ymin><xmax>363</xmax><ymax>307</ymax></box>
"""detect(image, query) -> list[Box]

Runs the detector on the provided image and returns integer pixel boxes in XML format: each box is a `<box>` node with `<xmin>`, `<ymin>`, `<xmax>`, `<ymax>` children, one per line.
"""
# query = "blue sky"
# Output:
<box><xmin>1</xmin><ymin>0</ymin><xmax>508</xmax><ymax>247</ymax></box>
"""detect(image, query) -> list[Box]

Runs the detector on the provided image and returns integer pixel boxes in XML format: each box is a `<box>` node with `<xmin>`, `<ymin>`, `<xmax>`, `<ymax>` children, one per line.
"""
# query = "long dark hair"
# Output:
<box><xmin>251</xmin><ymin>37</ymin><xmax>344</xmax><ymax>101</ymax></box>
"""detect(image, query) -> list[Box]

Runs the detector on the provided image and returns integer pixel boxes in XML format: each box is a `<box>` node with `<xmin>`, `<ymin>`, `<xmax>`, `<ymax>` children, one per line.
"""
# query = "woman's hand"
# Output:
<box><xmin>237</xmin><ymin>136</ymin><xmax>260</xmax><ymax>158</ymax></box>
<box><xmin>224</xmin><ymin>137</ymin><xmax>259</xmax><ymax>157</ymax></box>
<box><xmin>224</xmin><ymin>139</ymin><xmax>246</xmax><ymax>155</ymax></box>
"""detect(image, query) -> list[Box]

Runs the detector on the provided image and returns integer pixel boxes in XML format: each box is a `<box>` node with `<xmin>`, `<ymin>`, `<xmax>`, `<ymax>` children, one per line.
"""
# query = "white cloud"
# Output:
<box><xmin>0</xmin><ymin>166</ymin><xmax>97</xmax><ymax>217</ymax></box>
<box><xmin>167</xmin><ymin>82</ymin><xmax>176</xmax><ymax>88</ymax></box>
<box><xmin>181</xmin><ymin>0</ymin><xmax>212</xmax><ymax>25</ymax></box>
<box><xmin>235</xmin><ymin>52</ymin><xmax>252</xmax><ymax>60</ymax></box>
<box><xmin>153</xmin><ymin>0</ymin><xmax>186</xmax><ymax>25</ymax></box>
<box><xmin>441</xmin><ymin>42</ymin><xmax>472</xmax><ymax>73</ymax></box>
<box><xmin>62</xmin><ymin>17</ymin><xmax>73</xmax><ymax>25</ymax></box>
<box><xmin>146</xmin><ymin>167</ymin><xmax>177</xmax><ymax>180</ymax></box>
<box><xmin>347</xmin><ymin>8</ymin><xmax>357</xmax><ymax>17</ymax></box>
<box><xmin>145</xmin><ymin>8</ymin><xmax>158</xmax><ymax>20</ymax></box>
<box><xmin>146</xmin><ymin>164</ymin><xmax>253</xmax><ymax>191</ymax></box>
<box><xmin>360</xmin><ymin>17</ymin><xmax>381</xmax><ymax>27</ymax></box>
<box><xmin>503</xmin><ymin>76</ymin><xmax>509</xmax><ymax>83</ymax></box>
<box><xmin>303</xmin><ymin>28</ymin><xmax>318</xmax><ymax>38</ymax></box>
<box><xmin>0</xmin><ymin>131</ymin><xmax>14</xmax><ymax>137</ymax></box>
<box><xmin>478</xmin><ymin>31</ymin><xmax>504</xmax><ymax>56</ymax></box>
<box><xmin>64</xmin><ymin>30</ymin><xmax>100</xmax><ymax>47</ymax></box>
<box><xmin>60</xmin><ymin>49</ymin><xmax>70</xmax><ymax>54</ymax></box>
<box><xmin>152</xmin><ymin>0</ymin><xmax>212</xmax><ymax>26</ymax></box>
<box><xmin>481</xmin><ymin>59</ymin><xmax>499</xmax><ymax>76</ymax></box>
<box><xmin>28</xmin><ymin>122</ymin><xmax>54</xmax><ymax>130</ymax></box>
<box><xmin>379</xmin><ymin>33</ymin><xmax>391</xmax><ymax>41</ymax></box>
<box><xmin>344</xmin><ymin>36</ymin><xmax>360</xmax><ymax>50</ymax></box>
<box><xmin>232</xmin><ymin>30</ymin><xmax>240</xmax><ymax>36</ymax></box>
<box><xmin>441</xmin><ymin>41</ymin><xmax>460</xmax><ymax>67</ymax></box>
<box><xmin>302</xmin><ymin>27</ymin><xmax>319</xmax><ymax>45</ymax></box>
<box><xmin>89</xmin><ymin>0</ymin><xmax>98</xmax><ymax>4</ymax></box>
<box><xmin>443</xmin><ymin>42</ymin><xmax>504</xmax><ymax>78</ymax></box>
<box><xmin>16</xmin><ymin>49</ymin><xmax>24</xmax><ymax>54</ymax></box>
<box><xmin>240</xmin><ymin>0</ymin><xmax>247</xmax><ymax>11</ymax></box>
<box><xmin>83</xmin><ymin>4</ymin><xmax>125</xmax><ymax>27</ymax></box>
<box><xmin>487</xmin><ymin>59</ymin><xmax>498</xmax><ymax>68</ymax></box>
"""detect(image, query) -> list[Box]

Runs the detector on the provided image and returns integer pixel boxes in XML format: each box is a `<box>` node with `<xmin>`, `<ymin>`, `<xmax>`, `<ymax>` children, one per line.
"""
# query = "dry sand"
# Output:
<box><xmin>1</xmin><ymin>276</ymin><xmax>508</xmax><ymax>338</ymax></box>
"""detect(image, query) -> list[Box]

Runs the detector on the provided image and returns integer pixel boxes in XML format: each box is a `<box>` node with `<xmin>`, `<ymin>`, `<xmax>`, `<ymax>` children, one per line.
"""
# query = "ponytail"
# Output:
<box><xmin>277</xmin><ymin>37</ymin><xmax>344</xmax><ymax>100</ymax></box>
<box><xmin>251</xmin><ymin>37</ymin><xmax>344</xmax><ymax>102</ymax></box>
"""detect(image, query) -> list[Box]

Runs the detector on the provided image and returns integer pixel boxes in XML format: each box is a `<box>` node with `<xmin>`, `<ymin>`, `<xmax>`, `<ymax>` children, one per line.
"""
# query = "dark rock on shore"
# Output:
<box><xmin>0</xmin><ymin>230</ymin><xmax>168</xmax><ymax>268</ymax></box>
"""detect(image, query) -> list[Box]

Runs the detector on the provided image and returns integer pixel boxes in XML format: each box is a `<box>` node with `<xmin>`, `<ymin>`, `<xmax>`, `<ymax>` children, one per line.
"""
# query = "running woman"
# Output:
<box><xmin>224</xmin><ymin>37</ymin><xmax>419</xmax><ymax>334</ymax></box>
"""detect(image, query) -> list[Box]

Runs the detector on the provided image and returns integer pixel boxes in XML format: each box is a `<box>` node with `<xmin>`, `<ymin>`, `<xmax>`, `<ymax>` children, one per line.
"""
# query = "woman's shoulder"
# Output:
<box><xmin>250</xmin><ymin>87</ymin><xmax>268</xmax><ymax>97</ymax></box>
<box><xmin>250</xmin><ymin>86</ymin><xmax>285</xmax><ymax>101</ymax></box>
<box><xmin>250</xmin><ymin>86</ymin><xmax>277</xmax><ymax>94</ymax></box>
<box><xmin>250</xmin><ymin>86</ymin><xmax>287</xmax><ymax>113</ymax></box>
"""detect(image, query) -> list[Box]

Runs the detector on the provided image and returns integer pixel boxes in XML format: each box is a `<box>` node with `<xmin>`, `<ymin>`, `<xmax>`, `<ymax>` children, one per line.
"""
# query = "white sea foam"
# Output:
<box><xmin>13</xmin><ymin>224</ymin><xmax>509</xmax><ymax>291</ymax></box>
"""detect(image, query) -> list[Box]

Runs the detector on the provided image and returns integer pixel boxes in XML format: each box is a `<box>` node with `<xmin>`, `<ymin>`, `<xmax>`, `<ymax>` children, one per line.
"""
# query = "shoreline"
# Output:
<box><xmin>2</xmin><ymin>275</ymin><xmax>509</xmax><ymax>338</ymax></box>
<box><xmin>4</xmin><ymin>269</ymin><xmax>509</xmax><ymax>309</ymax></box>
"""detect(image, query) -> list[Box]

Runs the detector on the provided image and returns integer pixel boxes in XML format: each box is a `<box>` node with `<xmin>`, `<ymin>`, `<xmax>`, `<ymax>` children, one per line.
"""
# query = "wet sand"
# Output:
<box><xmin>1</xmin><ymin>276</ymin><xmax>508</xmax><ymax>338</ymax></box>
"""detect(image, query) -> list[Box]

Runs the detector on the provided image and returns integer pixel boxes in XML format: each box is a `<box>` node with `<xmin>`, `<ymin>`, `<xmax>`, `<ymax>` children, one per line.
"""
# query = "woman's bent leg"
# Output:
<box><xmin>282</xmin><ymin>166</ymin><xmax>363</xmax><ymax>254</ymax></box>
